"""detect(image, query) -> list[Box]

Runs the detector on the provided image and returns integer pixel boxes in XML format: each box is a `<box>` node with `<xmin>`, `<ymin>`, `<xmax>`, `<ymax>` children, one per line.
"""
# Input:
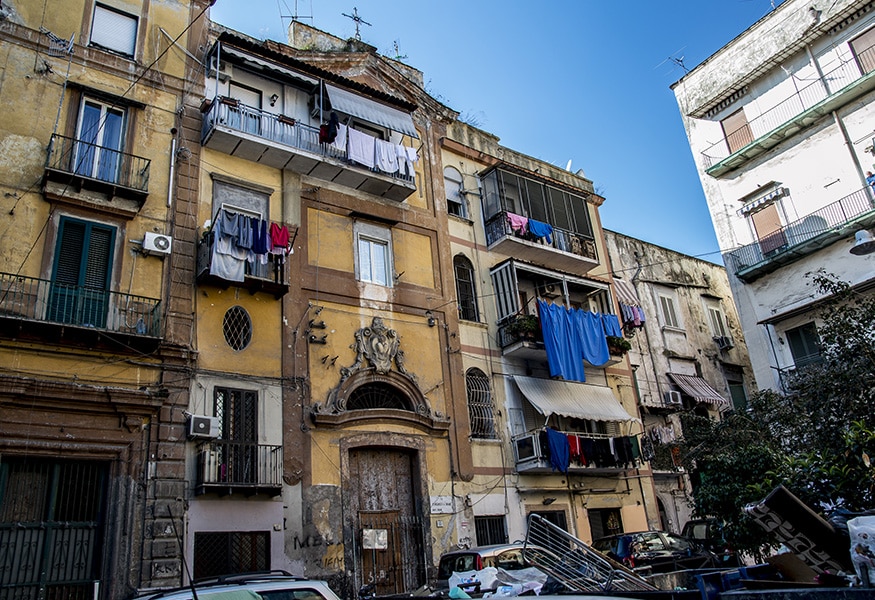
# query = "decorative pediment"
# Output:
<box><xmin>339</xmin><ymin>317</ymin><xmax>414</xmax><ymax>382</ymax></box>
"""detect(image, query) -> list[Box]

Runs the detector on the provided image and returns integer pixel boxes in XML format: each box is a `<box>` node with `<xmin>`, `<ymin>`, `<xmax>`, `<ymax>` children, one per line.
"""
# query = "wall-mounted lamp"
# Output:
<box><xmin>850</xmin><ymin>229</ymin><xmax>875</xmax><ymax>255</ymax></box>
<box><xmin>426</xmin><ymin>310</ymin><xmax>436</xmax><ymax>327</ymax></box>
<box><xmin>269</xmin><ymin>93</ymin><xmax>279</xmax><ymax>107</ymax></box>
<box><xmin>542</xmin><ymin>497</ymin><xmax>556</xmax><ymax>505</ymax></box>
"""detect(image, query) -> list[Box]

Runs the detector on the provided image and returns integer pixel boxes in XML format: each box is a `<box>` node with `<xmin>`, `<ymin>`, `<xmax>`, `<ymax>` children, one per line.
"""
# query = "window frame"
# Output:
<box><xmin>785</xmin><ymin>322</ymin><xmax>823</xmax><ymax>368</ymax></box>
<box><xmin>704</xmin><ymin>300</ymin><xmax>729</xmax><ymax>338</ymax></box>
<box><xmin>454</xmin><ymin>255</ymin><xmax>479</xmax><ymax>322</ymax></box>
<box><xmin>657</xmin><ymin>293</ymin><xmax>681</xmax><ymax>330</ymax></box>
<box><xmin>75</xmin><ymin>97</ymin><xmax>127</xmax><ymax>184</ymax></box>
<box><xmin>850</xmin><ymin>26</ymin><xmax>875</xmax><ymax>75</ymax></box>
<box><xmin>444</xmin><ymin>166</ymin><xmax>468</xmax><ymax>218</ymax></box>
<box><xmin>90</xmin><ymin>3</ymin><xmax>138</xmax><ymax>58</ymax></box>
<box><xmin>721</xmin><ymin>108</ymin><xmax>753</xmax><ymax>154</ymax></box>
<box><xmin>354</xmin><ymin>221</ymin><xmax>393</xmax><ymax>287</ymax></box>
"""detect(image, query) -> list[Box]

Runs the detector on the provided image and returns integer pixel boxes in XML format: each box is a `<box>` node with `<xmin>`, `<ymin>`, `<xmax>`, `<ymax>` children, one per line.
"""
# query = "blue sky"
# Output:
<box><xmin>210</xmin><ymin>0</ymin><xmax>786</xmax><ymax>263</ymax></box>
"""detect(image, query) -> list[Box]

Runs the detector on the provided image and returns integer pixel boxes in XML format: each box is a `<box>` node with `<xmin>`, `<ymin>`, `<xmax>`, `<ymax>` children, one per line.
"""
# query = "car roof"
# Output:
<box><xmin>440</xmin><ymin>543</ymin><xmax>525</xmax><ymax>557</ymax></box>
<box><xmin>136</xmin><ymin>573</ymin><xmax>334</xmax><ymax>600</ymax></box>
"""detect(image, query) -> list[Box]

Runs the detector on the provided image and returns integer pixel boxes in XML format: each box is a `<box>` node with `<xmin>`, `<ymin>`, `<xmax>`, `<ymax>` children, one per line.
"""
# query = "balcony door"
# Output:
<box><xmin>751</xmin><ymin>203</ymin><xmax>787</xmax><ymax>257</ymax></box>
<box><xmin>74</xmin><ymin>99</ymin><xmax>125</xmax><ymax>184</ymax></box>
<box><xmin>215</xmin><ymin>387</ymin><xmax>258</xmax><ymax>485</ymax></box>
<box><xmin>48</xmin><ymin>217</ymin><xmax>115</xmax><ymax>328</ymax></box>
<box><xmin>229</xmin><ymin>82</ymin><xmax>262</xmax><ymax>135</ymax></box>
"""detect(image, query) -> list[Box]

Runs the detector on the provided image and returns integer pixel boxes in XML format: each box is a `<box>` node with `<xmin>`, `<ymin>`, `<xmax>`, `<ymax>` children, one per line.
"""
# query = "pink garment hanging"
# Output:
<box><xmin>506</xmin><ymin>212</ymin><xmax>528</xmax><ymax>235</ymax></box>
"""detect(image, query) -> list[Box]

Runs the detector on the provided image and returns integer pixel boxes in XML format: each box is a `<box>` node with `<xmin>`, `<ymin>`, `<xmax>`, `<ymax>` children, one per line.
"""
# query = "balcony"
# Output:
<box><xmin>44</xmin><ymin>133</ymin><xmax>151</xmax><ymax>215</ymax></box>
<box><xmin>497</xmin><ymin>313</ymin><xmax>624</xmax><ymax>366</ymax></box>
<box><xmin>196</xmin><ymin>230</ymin><xmax>289</xmax><ymax>298</ymax></box>
<box><xmin>485</xmin><ymin>212</ymin><xmax>598</xmax><ymax>274</ymax></box>
<box><xmin>513</xmin><ymin>429</ymin><xmax>642</xmax><ymax>474</ymax></box>
<box><xmin>201</xmin><ymin>97</ymin><xmax>415</xmax><ymax>202</ymax></box>
<box><xmin>703</xmin><ymin>46</ymin><xmax>875</xmax><ymax>176</ymax></box>
<box><xmin>195</xmin><ymin>440</ymin><xmax>282</xmax><ymax>496</ymax></box>
<box><xmin>727</xmin><ymin>187</ymin><xmax>875</xmax><ymax>282</ymax></box>
<box><xmin>0</xmin><ymin>272</ymin><xmax>161</xmax><ymax>352</ymax></box>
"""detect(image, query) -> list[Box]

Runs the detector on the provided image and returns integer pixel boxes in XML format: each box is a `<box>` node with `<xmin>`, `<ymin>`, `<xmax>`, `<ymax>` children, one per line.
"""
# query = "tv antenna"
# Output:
<box><xmin>392</xmin><ymin>40</ymin><xmax>407</xmax><ymax>60</ymax></box>
<box><xmin>342</xmin><ymin>7</ymin><xmax>371</xmax><ymax>41</ymax></box>
<box><xmin>286</xmin><ymin>0</ymin><xmax>313</xmax><ymax>23</ymax></box>
<box><xmin>670</xmin><ymin>55</ymin><xmax>688</xmax><ymax>74</ymax></box>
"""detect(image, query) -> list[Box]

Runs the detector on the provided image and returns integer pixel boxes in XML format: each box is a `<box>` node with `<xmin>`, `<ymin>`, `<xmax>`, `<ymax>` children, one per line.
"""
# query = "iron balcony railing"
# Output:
<box><xmin>484</xmin><ymin>211</ymin><xmax>598</xmax><ymax>261</ymax></box>
<box><xmin>727</xmin><ymin>186</ymin><xmax>875</xmax><ymax>274</ymax></box>
<box><xmin>0</xmin><ymin>272</ymin><xmax>161</xmax><ymax>336</ymax></box>
<box><xmin>703</xmin><ymin>44</ymin><xmax>875</xmax><ymax>168</ymax></box>
<box><xmin>201</xmin><ymin>96</ymin><xmax>414</xmax><ymax>184</ymax></box>
<box><xmin>514</xmin><ymin>429</ymin><xmax>643</xmax><ymax>472</ymax></box>
<box><xmin>195</xmin><ymin>440</ymin><xmax>283</xmax><ymax>490</ymax></box>
<box><xmin>45</xmin><ymin>133</ymin><xmax>151</xmax><ymax>193</ymax></box>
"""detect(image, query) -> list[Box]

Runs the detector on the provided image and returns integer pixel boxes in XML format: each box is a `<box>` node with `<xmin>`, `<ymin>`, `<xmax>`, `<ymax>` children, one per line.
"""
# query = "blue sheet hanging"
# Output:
<box><xmin>538</xmin><ymin>300</ymin><xmax>586</xmax><ymax>381</ymax></box>
<box><xmin>602</xmin><ymin>313</ymin><xmax>623</xmax><ymax>337</ymax></box>
<box><xmin>576</xmin><ymin>310</ymin><xmax>610</xmax><ymax>366</ymax></box>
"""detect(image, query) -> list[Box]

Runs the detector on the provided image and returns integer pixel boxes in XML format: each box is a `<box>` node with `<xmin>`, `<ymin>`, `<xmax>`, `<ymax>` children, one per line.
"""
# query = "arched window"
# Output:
<box><xmin>444</xmin><ymin>166</ymin><xmax>467</xmax><ymax>218</ymax></box>
<box><xmin>466</xmin><ymin>368</ymin><xmax>496</xmax><ymax>439</ymax></box>
<box><xmin>346</xmin><ymin>382</ymin><xmax>412</xmax><ymax>411</ymax></box>
<box><xmin>454</xmin><ymin>255</ymin><xmax>479</xmax><ymax>322</ymax></box>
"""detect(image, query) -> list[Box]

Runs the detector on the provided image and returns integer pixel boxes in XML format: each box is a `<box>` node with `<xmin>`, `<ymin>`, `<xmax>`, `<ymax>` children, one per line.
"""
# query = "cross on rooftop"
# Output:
<box><xmin>342</xmin><ymin>7</ymin><xmax>371</xmax><ymax>41</ymax></box>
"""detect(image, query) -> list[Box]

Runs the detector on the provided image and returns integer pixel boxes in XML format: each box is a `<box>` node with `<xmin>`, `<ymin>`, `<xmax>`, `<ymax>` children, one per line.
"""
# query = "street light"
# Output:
<box><xmin>850</xmin><ymin>229</ymin><xmax>875</xmax><ymax>255</ymax></box>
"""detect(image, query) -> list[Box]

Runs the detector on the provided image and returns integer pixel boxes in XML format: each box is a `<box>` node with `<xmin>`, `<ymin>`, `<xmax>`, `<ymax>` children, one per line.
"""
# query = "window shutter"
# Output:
<box><xmin>55</xmin><ymin>221</ymin><xmax>86</xmax><ymax>285</ymax></box>
<box><xmin>84</xmin><ymin>227</ymin><xmax>112</xmax><ymax>289</ymax></box>
<box><xmin>91</xmin><ymin>5</ymin><xmax>137</xmax><ymax>57</ymax></box>
<box><xmin>490</xmin><ymin>261</ymin><xmax>519</xmax><ymax>322</ymax></box>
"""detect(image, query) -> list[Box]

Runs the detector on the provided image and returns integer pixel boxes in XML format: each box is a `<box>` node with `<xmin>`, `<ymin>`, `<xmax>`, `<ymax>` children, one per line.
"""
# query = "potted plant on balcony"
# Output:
<box><xmin>606</xmin><ymin>335</ymin><xmax>632</xmax><ymax>356</ymax></box>
<box><xmin>507</xmin><ymin>314</ymin><xmax>540</xmax><ymax>340</ymax></box>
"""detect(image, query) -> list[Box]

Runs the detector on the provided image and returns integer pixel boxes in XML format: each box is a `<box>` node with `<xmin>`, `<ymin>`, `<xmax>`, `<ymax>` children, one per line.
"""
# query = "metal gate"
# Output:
<box><xmin>356</xmin><ymin>511</ymin><xmax>426</xmax><ymax>596</ymax></box>
<box><xmin>0</xmin><ymin>458</ymin><xmax>107</xmax><ymax>600</ymax></box>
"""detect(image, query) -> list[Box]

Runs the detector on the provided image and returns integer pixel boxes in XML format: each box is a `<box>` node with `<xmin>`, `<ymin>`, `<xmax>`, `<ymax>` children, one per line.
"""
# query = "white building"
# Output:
<box><xmin>672</xmin><ymin>0</ymin><xmax>875</xmax><ymax>392</ymax></box>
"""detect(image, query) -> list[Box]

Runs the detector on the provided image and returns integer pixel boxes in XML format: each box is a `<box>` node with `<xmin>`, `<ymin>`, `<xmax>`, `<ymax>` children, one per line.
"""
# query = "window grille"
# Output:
<box><xmin>454</xmin><ymin>255</ymin><xmax>479</xmax><ymax>322</ymax></box>
<box><xmin>347</xmin><ymin>382</ymin><xmax>410</xmax><ymax>411</ymax></box>
<box><xmin>193</xmin><ymin>531</ymin><xmax>269</xmax><ymax>579</ymax></box>
<box><xmin>466</xmin><ymin>369</ymin><xmax>496</xmax><ymax>439</ymax></box>
<box><xmin>475</xmin><ymin>515</ymin><xmax>508</xmax><ymax>545</ymax></box>
<box><xmin>223</xmin><ymin>306</ymin><xmax>252</xmax><ymax>351</ymax></box>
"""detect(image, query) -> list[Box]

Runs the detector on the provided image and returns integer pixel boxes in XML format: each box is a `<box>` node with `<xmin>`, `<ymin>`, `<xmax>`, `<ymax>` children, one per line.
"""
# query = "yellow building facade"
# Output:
<box><xmin>0</xmin><ymin>0</ymin><xmax>209</xmax><ymax>597</ymax></box>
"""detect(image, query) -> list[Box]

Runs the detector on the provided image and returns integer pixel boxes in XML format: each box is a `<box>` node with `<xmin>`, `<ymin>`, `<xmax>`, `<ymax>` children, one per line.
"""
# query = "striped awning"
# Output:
<box><xmin>667</xmin><ymin>373</ymin><xmax>729</xmax><ymax>408</ymax></box>
<box><xmin>613</xmin><ymin>278</ymin><xmax>640</xmax><ymax>306</ymax></box>
<box><xmin>514</xmin><ymin>376</ymin><xmax>639</xmax><ymax>423</ymax></box>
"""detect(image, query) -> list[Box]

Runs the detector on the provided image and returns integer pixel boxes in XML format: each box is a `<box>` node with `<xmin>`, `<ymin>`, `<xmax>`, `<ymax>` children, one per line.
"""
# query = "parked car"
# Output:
<box><xmin>591</xmin><ymin>531</ymin><xmax>717</xmax><ymax>573</ymax></box>
<box><xmin>681</xmin><ymin>518</ymin><xmax>740</xmax><ymax>567</ymax></box>
<box><xmin>136</xmin><ymin>571</ymin><xmax>341</xmax><ymax>600</ymax></box>
<box><xmin>436</xmin><ymin>543</ymin><xmax>538</xmax><ymax>590</ymax></box>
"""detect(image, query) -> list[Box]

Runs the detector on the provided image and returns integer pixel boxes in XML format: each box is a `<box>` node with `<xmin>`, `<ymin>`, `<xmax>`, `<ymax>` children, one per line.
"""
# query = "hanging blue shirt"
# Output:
<box><xmin>527</xmin><ymin>219</ymin><xmax>553</xmax><ymax>244</ymax></box>
<box><xmin>545</xmin><ymin>427</ymin><xmax>570</xmax><ymax>473</ymax></box>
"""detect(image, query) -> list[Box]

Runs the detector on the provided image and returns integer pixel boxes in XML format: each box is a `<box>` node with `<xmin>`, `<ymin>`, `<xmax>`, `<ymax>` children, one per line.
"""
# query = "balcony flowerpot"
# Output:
<box><xmin>508</xmin><ymin>314</ymin><xmax>540</xmax><ymax>340</ymax></box>
<box><xmin>219</xmin><ymin>96</ymin><xmax>240</xmax><ymax>107</ymax></box>
<box><xmin>606</xmin><ymin>335</ymin><xmax>631</xmax><ymax>356</ymax></box>
<box><xmin>278</xmin><ymin>114</ymin><xmax>297</xmax><ymax>126</ymax></box>
<box><xmin>199</xmin><ymin>97</ymin><xmax>213</xmax><ymax>113</ymax></box>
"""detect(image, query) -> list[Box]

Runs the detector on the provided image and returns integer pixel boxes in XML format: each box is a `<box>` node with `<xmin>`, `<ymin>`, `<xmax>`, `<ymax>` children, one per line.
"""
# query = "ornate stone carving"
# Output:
<box><xmin>339</xmin><ymin>317</ymin><xmax>413</xmax><ymax>382</ymax></box>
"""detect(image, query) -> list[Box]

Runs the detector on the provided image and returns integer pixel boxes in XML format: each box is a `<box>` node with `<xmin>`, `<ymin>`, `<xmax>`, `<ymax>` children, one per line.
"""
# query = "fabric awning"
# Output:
<box><xmin>221</xmin><ymin>45</ymin><xmax>318</xmax><ymax>87</ymax></box>
<box><xmin>667</xmin><ymin>373</ymin><xmax>729</xmax><ymax>408</ymax></box>
<box><xmin>613</xmin><ymin>278</ymin><xmax>640</xmax><ymax>306</ymax></box>
<box><xmin>514</xmin><ymin>376</ymin><xmax>639</xmax><ymax>423</ymax></box>
<box><xmin>325</xmin><ymin>83</ymin><xmax>419</xmax><ymax>138</ymax></box>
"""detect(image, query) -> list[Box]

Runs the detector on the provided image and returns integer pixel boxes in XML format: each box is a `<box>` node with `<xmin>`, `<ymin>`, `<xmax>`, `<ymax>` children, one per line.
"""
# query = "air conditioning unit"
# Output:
<box><xmin>514</xmin><ymin>432</ymin><xmax>545</xmax><ymax>463</ymax></box>
<box><xmin>143</xmin><ymin>232</ymin><xmax>172</xmax><ymax>256</ymax></box>
<box><xmin>208</xmin><ymin>57</ymin><xmax>232</xmax><ymax>81</ymax></box>
<box><xmin>714</xmin><ymin>336</ymin><xmax>734</xmax><ymax>350</ymax></box>
<box><xmin>188</xmin><ymin>415</ymin><xmax>220</xmax><ymax>439</ymax></box>
<box><xmin>310</xmin><ymin>94</ymin><xmax>327</xmax><ymax>118</ymax></box>
<box><xmin>664</xmin><ymin>390</ymin><xmax>683</xmax><ymax>406</ymax></box>
<box><xmin>537</xmin><ymin>283</ymin><xmax>560</xmax><ymax>299</ymax></box>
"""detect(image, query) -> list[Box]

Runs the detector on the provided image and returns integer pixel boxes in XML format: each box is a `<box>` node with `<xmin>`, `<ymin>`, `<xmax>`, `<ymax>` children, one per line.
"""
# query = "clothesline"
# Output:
<box><xmin>209</xmin><ymin>207</ymin><xmax>291</xmax><ymax>283</ymax></box>
<box><xmin>321</xmin><ymin>116</ymin><xmax>420</xmax><ymax>177</ymax></box>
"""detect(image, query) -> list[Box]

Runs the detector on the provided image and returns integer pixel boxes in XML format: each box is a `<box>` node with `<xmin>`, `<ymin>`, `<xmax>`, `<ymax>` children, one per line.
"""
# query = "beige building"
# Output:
<box><xmin>603</xmin><ymin>230</ymin><xmax>755</xmax><ymax>532</ymax></box>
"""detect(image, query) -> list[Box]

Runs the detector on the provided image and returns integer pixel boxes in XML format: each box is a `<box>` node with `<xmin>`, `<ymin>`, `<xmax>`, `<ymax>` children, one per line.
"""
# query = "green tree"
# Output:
<box><xmin>677</xmin><ymin>271</ymin><xmax>875</xmax><ymax>558</ymax></box>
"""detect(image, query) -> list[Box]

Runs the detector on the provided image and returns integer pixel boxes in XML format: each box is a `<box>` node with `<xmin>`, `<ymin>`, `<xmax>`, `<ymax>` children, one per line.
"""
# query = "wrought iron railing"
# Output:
<box><xmin>0</xmin><ymin>272</ymin><xmax>161</xmax><ymax>336</ymax></box>
<box><xmin>197</xmin><ymin>230</ymin><xmax>289</xmax><ymax>286</ymax></box>
<box><xmin>202</xmin><ymin>96</ymin><xmax>414</xmax><ymax>183</ymax></box>
<box><xmin>726</xmin><ymin>186</ymin><xmax>875</xmax><ymax>272</ymax></box>
<box><xmin>484</xmin><ymin>211</ymin><xmax>597</xmax><ymax>261</ymax></box>
<box><xmin>45</xmin><ymin>133</ymin><xmax>151</xmax><ymax>192</ymax></box>
<box><xmin>703</xmin><ymin>44</ymin><xmax>875</xmax><ymax>167</ymax></box>
<box><xmin>195</xmin><ymin>440</ymin><xmax>282</xmax><ymax>488</ymax></box>
<box><xmin>514</xmin><ymin>429</ymin><xmax>641</xmax><ymax>471</ymax></box>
